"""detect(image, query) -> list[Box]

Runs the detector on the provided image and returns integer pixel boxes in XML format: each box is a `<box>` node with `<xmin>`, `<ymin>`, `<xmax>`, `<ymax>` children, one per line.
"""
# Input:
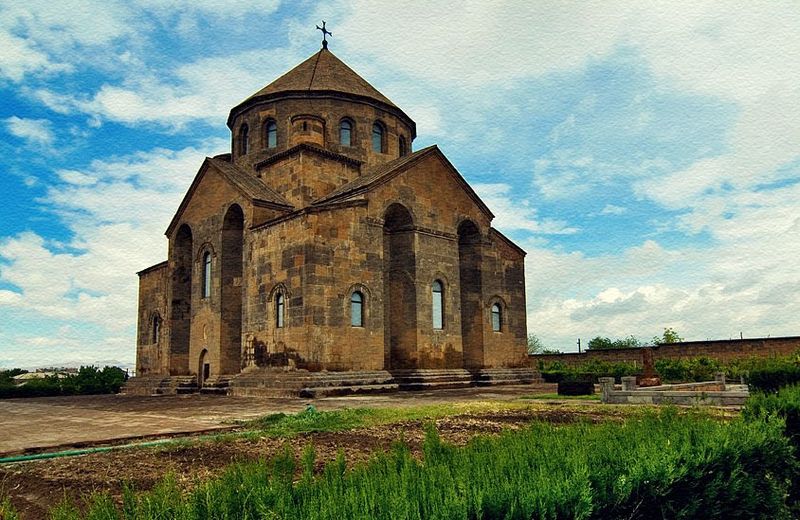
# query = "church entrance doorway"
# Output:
<box><xmin>198</xmin><ymin>349</ymin><xmax>209</xmax><ymax>387</ymax></box>
<box><xmin>383</xmin><ymin>204</ymin><xmax>417</xmax><ymax>369</ymax></box>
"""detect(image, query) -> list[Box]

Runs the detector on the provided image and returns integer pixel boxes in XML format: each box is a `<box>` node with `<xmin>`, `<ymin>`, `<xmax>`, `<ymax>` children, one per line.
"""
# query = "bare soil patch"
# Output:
<box><xmin>0</xmin><ymin>406</ymin><xmax>611</xmax><ymax>519</ymax></box>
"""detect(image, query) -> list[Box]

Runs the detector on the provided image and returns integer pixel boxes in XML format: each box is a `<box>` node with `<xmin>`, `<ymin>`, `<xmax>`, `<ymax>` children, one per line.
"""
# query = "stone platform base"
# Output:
<box><xmin>122</xmin><ymin>375</ymin><xmax>198</xmax><ymax>396</ymax></box>
<box><xmin>230</xmin><ymin>369</ymin><xmax>398</xmax><ymax>398</ymax></box>
<box><xmin>123</xmin><ymin>367</ymin><xmax>543</xmax><ymax>398</ymax></box>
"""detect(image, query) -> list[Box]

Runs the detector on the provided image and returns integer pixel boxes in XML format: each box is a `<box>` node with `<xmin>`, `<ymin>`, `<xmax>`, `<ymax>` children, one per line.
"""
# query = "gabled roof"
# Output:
<box><xmin>207</xmin><ymin>157</ymin><xmax>291</xmax><ymax>207</ymax></box>
<box><xmin>490</xmin><ymin>228</ymin><xmax>527</xmax><ymax>257</ymax></box>
<box><xmin>312</xmin><ymin>145</ymin><xmax>495</xmax><ymax>220</ymax></box>
<box><xmin>227</xmin><ymin>48</ymin><xmax>415</xmax><ymax>136</ymax></box>
<box><xmin>165</xmin><ymin>157</ymin><xmax>293</xmax><ymax>236</ymax></box>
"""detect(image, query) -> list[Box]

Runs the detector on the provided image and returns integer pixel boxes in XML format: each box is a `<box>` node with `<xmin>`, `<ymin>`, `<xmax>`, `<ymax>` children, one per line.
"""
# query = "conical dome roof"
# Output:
<box><xmin>227</xmin><ymin>48</ymin><xmax>414</xmax><ymax>134</ymax></box>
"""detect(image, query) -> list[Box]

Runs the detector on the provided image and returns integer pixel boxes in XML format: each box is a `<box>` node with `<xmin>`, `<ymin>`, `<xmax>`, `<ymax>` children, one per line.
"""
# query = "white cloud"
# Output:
<box><xmin>0</xmin><ymin>140</ymin><xmax>227</xmax><ymax>336</ymax></box>
<box><xmin>0</xmin><ymin>1</ymin><xmax>282</xmax><ymax>82</ymax></box>
<box><xmin>34</xmin><ymin>48</ymin><xmax>305</xmax><ymax>127</ymax></box>
<box><xmin>600</xmin><ymin>204</ymin><xmax>626</xmax><ymax>216</ymax></box>
<box><xmin>4</xmin><ymin>116</ymin><xmax>55</xmax><ymax>145</ymax></box>
<box><xmin>474</xmin><ymin>183</ymin><xmax>577</xmax><ymax>235</ymax></box>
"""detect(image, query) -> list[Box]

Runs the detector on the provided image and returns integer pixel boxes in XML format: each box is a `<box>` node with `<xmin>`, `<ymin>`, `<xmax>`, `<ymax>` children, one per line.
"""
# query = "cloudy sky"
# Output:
<box><xmin>1</xmin><ymin>1</ymin><xmax>799</xmax><ymax>368</ymax></box>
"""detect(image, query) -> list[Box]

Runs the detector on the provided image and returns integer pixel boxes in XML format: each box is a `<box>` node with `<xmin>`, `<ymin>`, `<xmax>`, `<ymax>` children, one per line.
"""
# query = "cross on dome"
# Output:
<box><xmin>316</xmin><ymin>20</ymin><xmax>332</xmax><ymax>49</ymax></box>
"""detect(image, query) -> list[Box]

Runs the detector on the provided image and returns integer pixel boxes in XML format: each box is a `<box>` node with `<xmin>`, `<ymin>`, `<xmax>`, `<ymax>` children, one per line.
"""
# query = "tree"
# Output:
<box><xmin>527</xmin><ymin>334</ymin><xmax>545</xmax><ymax>354</ymax></box>
<box><xmin>587</xmin><ymin>335</ymin><xmax>642</xmax><ymax>350</ymax></box>
<box><xmin>652</xmin><ymin>327</ymin><xmax>683</xmax><ymax>345</ymax></box>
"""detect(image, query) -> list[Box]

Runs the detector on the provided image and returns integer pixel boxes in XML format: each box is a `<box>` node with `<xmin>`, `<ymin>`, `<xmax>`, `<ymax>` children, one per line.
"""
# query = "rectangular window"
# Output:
<box><xmin>351</xmin><ymin>292</ymin><xmax>363</xmax><ymax>327</ymax></box>
<box><xmin>432</xmin><ymin>290</ymin><xmax>443</xmax><ymax>329</ymax></box>
<box><xmin>276</xmin><ymin>294</ymin><xmax>285</xmax><ymax>328</ymax></box>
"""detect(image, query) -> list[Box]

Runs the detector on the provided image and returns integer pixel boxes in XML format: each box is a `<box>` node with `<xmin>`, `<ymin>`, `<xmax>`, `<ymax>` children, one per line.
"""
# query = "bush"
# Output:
<box><xmin>48</xmin><ymin>410</ymin><xmax>797</xmax><ymax>520</ymax></box>
<box><xmin>744</xmin><ymin>384</ymin><xmax>800</xmax><ymax>508</ymax></box>
<box><xmin>0</xmin><ymin>366</ymin><xmax>127</xmax><ymax>399</ymax></box>
<box><xmin>746</xmin><ymin>359</ymin><xmax>800</xmax><ymax>393</ymax></box>
<box><xmin>540</xmin><ymin>360</ymin><xmax>640</xmax><ymax>384</ymax></box>
<box><xmin>655</xmin><ymin>356</ymin><xmax>721</xmax><ymax>383</ymax></box>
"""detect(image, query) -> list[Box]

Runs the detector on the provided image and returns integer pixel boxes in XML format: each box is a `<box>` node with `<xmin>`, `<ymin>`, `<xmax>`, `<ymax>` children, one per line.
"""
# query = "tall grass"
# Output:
<box><xmin>54</xmin><ymin>409</ymin><xmax>795</xmax><ymax>520</ymax></box>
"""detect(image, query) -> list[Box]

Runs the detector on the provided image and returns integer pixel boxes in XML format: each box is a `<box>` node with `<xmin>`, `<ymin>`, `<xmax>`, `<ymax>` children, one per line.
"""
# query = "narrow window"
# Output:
<box><xmin>151</xmin><ymin>314</ymin><xmax>161</xmax><ymax>343</ymax></box>
<box><xmin>432</xmin><ymin>280</ymin><xmax>444</xmax><ymax>330</ymax></box>
<box><xmin>340</xmin><ymin>119</ymin><xmax>352</xmax><ymax>146</ymax></box>
<box><xmin>239</xmin><ymin>124</ymin><xmax>249</xmax><ymax>155</ymax></box>
<box><xmin>202</xmin><ymin>252</ymin><xmax>212</xmax><ymax>299</ymax></box>
<box><xmin>399</xmin><ymin>136</ymin><xmax>407</xmax><ymax>157</ymax></box>
<box><xmin>491</xmin><ymin>303</ymin><xmax>502</xmax><ymax>332</ymax></box>
<box><xmin>265</xmin><ymin>120</ymin><xmax>277</xmax><ymax>149</ymax></box>
<box><xmin>372</xmin><ymin>122</ymin><xmax>384</xmax><ymax>153</ymax></box>
<box><xmin>351</xmin><ymin>291</ymin><xmax>363</xmax><ymax>327</ymax></box>
<box><xmin>276</xmin><ymin>293</ymin><xmax>285</xmax><ymax>328</ymax></box>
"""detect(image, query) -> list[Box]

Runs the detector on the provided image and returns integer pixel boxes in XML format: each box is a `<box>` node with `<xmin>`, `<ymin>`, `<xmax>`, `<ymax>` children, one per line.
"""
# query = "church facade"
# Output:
<box><xmin>132</xmin><ymin>44</ymin><xmax>530</xmax><ymax>393</ymax></box>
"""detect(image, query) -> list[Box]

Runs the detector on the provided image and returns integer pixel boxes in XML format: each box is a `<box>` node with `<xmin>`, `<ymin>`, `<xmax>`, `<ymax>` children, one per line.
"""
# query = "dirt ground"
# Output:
<box><xmin>0</xmin><ymin>404</ymin><xmax>614</xmax><ymax>520</ymax></box>
<box><xmin>0</xmin><ymin>384</ymin><xmax>560</xmax><ymax>455</ymax></box>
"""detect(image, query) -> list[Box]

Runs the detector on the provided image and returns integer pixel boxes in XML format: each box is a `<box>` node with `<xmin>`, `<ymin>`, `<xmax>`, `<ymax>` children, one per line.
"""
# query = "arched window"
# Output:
<box><xmin>239</xmin><ymin>124</ymin><xmax>249</xmax><ymax>155</ymax></box>
<box><xmin>340</xmin><ymin>119</ymin><xmax>352</xmax><ymax>146</ymax></box>
<box><xmin>491</xmin><ymin>303</ymin><xmax>502</xmax><ymax>332</ymax></box>
<box><xmin>351</xmin><ymin>291</ymin><xmax>364</xmax><ymax>327</ymax></box>
<box><xmin>265</xmin><ymin>120</ymin><xmax>277</xmax><ymax>149</ymax></box>
<box><xmin>151</xmin><ymin>314</ymin><xmax>161</xmax><ymax>344</ymax></box>
<box><xmin>276</xmin><ymin>293</ymin><xmax>285</xmax><ymax>328</ymax></box>
<box><xmin>372</xmin><ymin>122</ymin><xmax>385</xmax><ymax>153</ymax></box>
<box><xmin>399</xmin><ymin>136</ymin><xmax>408</xmax><ymax>157</ymax></box>
<box><xmin>202</xmin><ymin>252</ymin><xmax>212</xmax><ymax>299</ymax></box>
<box><xmin>432</xmin><ymin>280</ymin><xmax>444</xmax><ymax>330</ymax></box>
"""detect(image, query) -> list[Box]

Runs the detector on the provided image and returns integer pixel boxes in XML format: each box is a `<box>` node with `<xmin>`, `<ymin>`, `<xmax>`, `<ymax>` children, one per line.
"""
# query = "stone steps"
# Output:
<box><xmin>124</xmin><ymin>367</ymin><xmax>543</xmax><ymax>398</ymax></box>
<box><xmin>391</xmin><ymin>369</ymin><xmax>475</xmax><ymax>391</ymax></box>
<box><xmin>229</xmin><ymin>369</ymin><xmax>397</xmax><ymax>397</ymax></box>
<box><xmin>122</xmin><ymin>375</ymin><xmax>198</xmax><ymax>396</ymax></box>
<box><xmin>472</xmin><ymin>368</ymin><xmax>544</xmax><ymax>386</ymax></box>
<box><xmin>199</xmin><ymin>376</ymin><xmax>233</xmax><ymax>395</ymax></box>
<box><xmin>298</xmin><ymin>383</ymin><xmax>399</xmax><ymax>398</ymax></box>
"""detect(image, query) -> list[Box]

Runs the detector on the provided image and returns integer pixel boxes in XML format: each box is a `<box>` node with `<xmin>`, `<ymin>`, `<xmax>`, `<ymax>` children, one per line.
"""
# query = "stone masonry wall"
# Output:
<box><xmin>533</xmin><ymin>336</ymin><xmax>800</xmax><ymax>368</ymax></box>
<box><xmin>135</xmin><ymin>262</ymin><xmax>168</xmax><ymax>376</ymax></box>
<box><xmin>232</xmin><ymin>97</ymin><xmax>414</xmax><ymax>173</ymax></box>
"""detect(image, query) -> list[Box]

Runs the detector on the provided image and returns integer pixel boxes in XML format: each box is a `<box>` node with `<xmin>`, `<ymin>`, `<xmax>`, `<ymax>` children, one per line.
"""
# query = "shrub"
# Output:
<box><xmin>0</xmin><ymin>366</ymin><xmax>127</xmax><ymax>399</ymax></box>
<box><xmin>744</xmin><ymin>384</ymin><xmax>800</xmax><ymax>509</ymax></box>
<box><xmin>541</xmin><ymin>360</ymin><xmax>640</xmax><ymax>384</ymax></box>
<box><xmin>655</xmin><ymin>356</ymin><xmax>721</xmax><ymax>383</ymax></box>
<box><xmin>746</xmin><ymin>359</ymin><xmax>800</xmax><ymax>393</ymax></box>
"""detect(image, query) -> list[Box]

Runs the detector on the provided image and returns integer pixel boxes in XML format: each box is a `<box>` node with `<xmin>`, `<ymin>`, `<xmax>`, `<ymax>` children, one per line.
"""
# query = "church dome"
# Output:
<box><xmin>227</xmin><ymin>48</ymin><xmax>415</xmax><ymax>137</ymax></box>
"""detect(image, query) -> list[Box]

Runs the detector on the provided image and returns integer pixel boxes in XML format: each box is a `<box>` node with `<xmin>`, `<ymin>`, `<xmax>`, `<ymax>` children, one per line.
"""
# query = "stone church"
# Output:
<box><xmin>128</xmin><ymin>39</ymin><xmax>537</xmax><ymax>396</ymax></box>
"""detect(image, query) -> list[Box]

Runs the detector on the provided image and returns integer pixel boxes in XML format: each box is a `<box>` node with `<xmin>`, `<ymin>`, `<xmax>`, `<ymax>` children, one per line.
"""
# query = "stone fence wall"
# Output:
<box><xmin>532</xmin><ymin>336</ymin><xmax>800</xmax><ymax>368</ymax></box>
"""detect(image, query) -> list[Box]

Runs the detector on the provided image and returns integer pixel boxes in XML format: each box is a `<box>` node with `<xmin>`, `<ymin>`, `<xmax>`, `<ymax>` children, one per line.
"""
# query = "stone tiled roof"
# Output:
<box><xmin>313</xmin><ymin>146</ymin><xmax>437</xmax><ymax>204</ymax></box>
<box><xmin>165</xmin><ymin>157</ymin><xmax>293</xmax><ymax>236</ymax></box>
<box><xmin>312</xmin><ymin>145</ymin><xmax>494</xmax><ymax>219</ymax></box>
<box><xmin>207</xmin><ymin>157</ymin><xmax>292</xmax><ymax>208</ymax></box>
<box><xmin>244</xmin><ymin>48</ymin><xmax>398</xmax><ymax>109</ymax></box>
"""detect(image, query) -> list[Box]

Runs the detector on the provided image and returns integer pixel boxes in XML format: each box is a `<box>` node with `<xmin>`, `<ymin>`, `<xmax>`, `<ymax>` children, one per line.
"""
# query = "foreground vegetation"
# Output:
<box><xmin>6</xmin><ymin>405</ymin><xmax>788</xmax><ymax>520</ymax></box>
<box><xmin>0</xmin><ymin>366</ymin><xmax>127</xmax><ymax>399</ymax></box>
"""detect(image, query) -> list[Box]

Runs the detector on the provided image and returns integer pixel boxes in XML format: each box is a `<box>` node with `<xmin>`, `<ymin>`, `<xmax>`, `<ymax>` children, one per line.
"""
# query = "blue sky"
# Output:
<box><xmin>1</xmin><ymin>1</ymin><xmax>799</xmax><ymax>368</ymax></box>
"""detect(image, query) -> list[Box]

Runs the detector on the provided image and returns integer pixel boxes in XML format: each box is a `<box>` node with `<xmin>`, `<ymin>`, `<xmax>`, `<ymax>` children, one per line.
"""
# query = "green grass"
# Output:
<box><xmin>40</xmin><ymin>408</ymin><xmax>797</xmax><ymax>520</ymax></box>
<box><xmin>521</xmin><ymin>393</ymin><xmax>600</xmax><ymax>401</ymax></box>
<box><xmin>246</xmin><ymin>401</ymin><xmax>544</xmax><ymax>437</ymax></box>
